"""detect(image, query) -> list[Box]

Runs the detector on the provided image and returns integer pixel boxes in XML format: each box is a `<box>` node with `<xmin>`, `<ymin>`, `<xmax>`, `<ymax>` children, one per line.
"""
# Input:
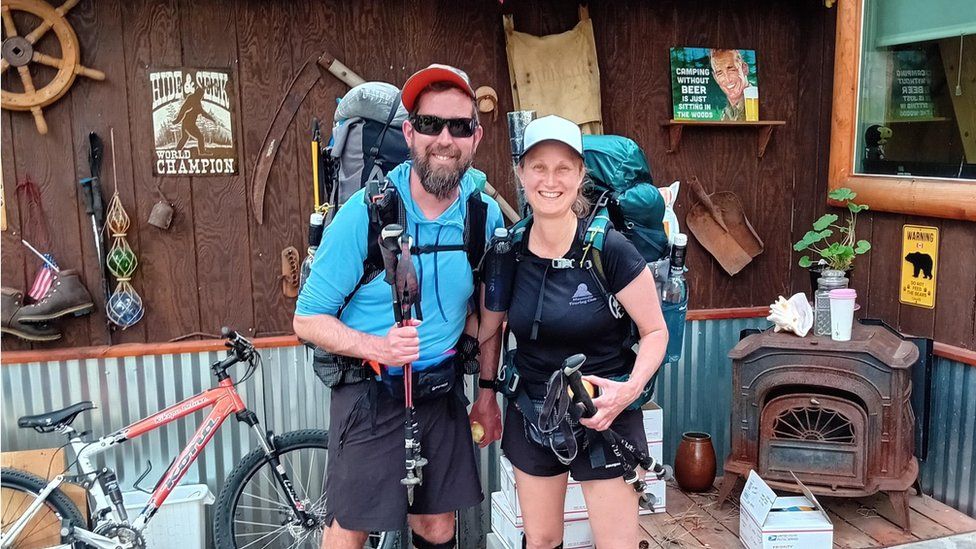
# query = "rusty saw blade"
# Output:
<box><xmin>251</xmin><ymin>51</ymin><xmax>364</xmax><ymax>224</ymax></box>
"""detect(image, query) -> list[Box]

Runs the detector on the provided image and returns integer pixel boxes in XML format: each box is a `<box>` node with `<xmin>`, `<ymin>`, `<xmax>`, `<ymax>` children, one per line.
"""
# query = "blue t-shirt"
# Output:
<box><xmin>296</xmin><ymin>162</ymin><xmax>504</xmax><ymax>361</ymax></box>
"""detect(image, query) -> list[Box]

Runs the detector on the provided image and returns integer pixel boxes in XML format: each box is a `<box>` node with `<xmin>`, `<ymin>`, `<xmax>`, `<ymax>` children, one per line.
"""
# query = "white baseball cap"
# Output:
<box><xmin>521</xmin><ymin>115</ymin><xmax>583</xmax><ymax>160</ymax></box>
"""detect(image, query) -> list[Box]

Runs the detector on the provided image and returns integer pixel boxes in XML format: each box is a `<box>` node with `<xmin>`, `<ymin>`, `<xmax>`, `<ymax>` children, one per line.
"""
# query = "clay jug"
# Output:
<box><xmin>674</xmin><ymin>431</ymin><xmax>717</xmax><ymax>492</ymax></box>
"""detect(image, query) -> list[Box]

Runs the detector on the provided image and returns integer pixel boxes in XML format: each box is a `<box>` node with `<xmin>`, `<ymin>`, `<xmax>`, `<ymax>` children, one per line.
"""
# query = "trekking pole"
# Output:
<box><xmin>562</xmin><ymin>356</ymin><xmax>673</xmax><ymax>510</ymax></box>
<box><xmin>80</xmin><ymin>132</ymin><xmax>112</xmax><ymax>342</ymax></box>
<box><xmin>379</xmin><ymin>224</ymin><xmax>428</xmax><ymax>505</ymax></box>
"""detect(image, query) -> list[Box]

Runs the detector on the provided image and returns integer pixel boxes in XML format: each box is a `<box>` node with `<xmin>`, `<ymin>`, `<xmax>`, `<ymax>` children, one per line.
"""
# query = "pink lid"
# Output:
<box><xmin>829</xmin><ymin>288</ymin><xmax>857</xmax><ymax>299</ymax></box>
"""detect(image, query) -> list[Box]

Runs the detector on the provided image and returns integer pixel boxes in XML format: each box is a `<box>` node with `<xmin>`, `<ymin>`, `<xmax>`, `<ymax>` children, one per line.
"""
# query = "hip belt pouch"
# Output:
<box><xmin>311</xmin><ymin>347</ymin><xmax>371</xmax><ymax>388</ymax></box>
<box><xmin>381</xmin><ymin>351</ymin><xmax>459</xmax><ymax>403</ymax></box>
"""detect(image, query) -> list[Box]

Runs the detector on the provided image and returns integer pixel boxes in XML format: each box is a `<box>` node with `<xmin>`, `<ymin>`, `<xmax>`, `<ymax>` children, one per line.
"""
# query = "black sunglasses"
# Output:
<box><xmin>409</xmin><ymin>114</ymin><xmax>478</xmax><ymax>138</ymax></box>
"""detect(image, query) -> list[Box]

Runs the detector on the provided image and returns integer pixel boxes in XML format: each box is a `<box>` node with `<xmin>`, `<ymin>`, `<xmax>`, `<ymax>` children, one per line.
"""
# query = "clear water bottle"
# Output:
<box><xmin>662</xmin><ymin>233</ymin><xmax>688</xmax><ymax>304</ymax></box>
<box><xmin>814</xmin><ymin>269</ymin><xmax>848</xmax><ymax>336</ymax></box>
<box><xmin>299</xmin><ymin>212</ymin><xmax>325</xmax><ymax>292</ymax></box>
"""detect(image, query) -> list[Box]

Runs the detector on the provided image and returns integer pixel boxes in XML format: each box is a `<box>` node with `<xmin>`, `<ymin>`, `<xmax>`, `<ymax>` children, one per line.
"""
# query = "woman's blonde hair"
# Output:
<box><xmin>571</xmin><ymin>172</ymin><xmax>592</xmax><ymax>217</ymax></box>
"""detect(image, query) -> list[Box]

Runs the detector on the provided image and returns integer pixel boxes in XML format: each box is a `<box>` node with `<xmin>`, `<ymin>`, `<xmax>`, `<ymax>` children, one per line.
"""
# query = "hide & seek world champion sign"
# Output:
<box><xmin>150</xmin><ymin>68</ymin><xmax>238</xmax><ymax>176</ymax></box>
<box><xmin>670</xmin><ymin>47</ymin><xmax>760</xmax><ymax>121</ymax></box>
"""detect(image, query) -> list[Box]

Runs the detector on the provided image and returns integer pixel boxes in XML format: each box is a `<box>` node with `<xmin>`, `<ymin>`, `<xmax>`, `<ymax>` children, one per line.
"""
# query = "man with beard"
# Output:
<box><xmin>294</xmin><ymin>64</ymin><xmax>504</xmax><ymax>549</ymax></box>
<box><xmin>709</xmin><ymin>49</ymin><xmax>751</xmax><ymax>121</ymax></box>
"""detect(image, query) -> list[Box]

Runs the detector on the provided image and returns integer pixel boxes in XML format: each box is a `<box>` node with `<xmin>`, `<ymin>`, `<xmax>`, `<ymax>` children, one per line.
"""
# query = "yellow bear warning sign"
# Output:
<box><xmin>900</xmin><ymin>225</ymin><xmax>938</xmax><ymax>308</ymax></box>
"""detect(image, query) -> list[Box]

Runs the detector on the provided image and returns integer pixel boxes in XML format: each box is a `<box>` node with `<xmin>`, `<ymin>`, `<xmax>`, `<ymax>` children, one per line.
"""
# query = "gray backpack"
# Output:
<box><xmin>325</xmin><ymin>82</ymin><xmax>410</xmax><ymax>212</ymax></box>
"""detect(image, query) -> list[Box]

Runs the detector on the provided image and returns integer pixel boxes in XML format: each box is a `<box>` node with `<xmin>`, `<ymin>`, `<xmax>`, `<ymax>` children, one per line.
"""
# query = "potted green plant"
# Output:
<box><xmin>794</xmin><ymin>188</ymin><xmax>871</xmax><ymax>287</ymax></box>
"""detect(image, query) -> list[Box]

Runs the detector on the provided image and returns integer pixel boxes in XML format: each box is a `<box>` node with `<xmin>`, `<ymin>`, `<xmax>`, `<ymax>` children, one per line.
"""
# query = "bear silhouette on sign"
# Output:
<box><xmin>905</xmin><ymin>251</ymin><xmax>934</xmax><ymax>279</ymax></box>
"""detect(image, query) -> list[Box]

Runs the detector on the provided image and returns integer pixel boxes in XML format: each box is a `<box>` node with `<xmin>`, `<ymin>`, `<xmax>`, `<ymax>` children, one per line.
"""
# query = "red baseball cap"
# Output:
<box><xmin>401</xmin><ymin>64</ymin><xmax>475</xmax><ymax>112</ymax></box>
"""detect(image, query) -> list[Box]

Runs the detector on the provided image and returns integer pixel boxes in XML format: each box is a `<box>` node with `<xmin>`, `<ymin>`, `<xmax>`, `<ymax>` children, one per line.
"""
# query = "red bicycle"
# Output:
<box><xmin>0</xmin><ymin>329</ymin><xmax>397</xmax><ymax>549</ymax></box>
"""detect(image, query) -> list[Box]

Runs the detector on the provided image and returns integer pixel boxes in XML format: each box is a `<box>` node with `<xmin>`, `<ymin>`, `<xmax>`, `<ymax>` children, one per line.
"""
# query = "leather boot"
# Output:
<box><xmin>1</xmin><ymin>288</ymin><xmax>62</xmax><ymax>342</ymax></box>
<box><xmin>17</xmin><ymin>269</ymin><xmax>95</xmax><ymax>322</ymax></box>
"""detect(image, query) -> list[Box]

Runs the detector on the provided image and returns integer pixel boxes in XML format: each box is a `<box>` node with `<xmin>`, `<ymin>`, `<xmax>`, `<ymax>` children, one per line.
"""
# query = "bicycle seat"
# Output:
<box><xmin>18</xmin><ymin>401</ymin><xmax>95</xmax><ymax>429</ymax></box>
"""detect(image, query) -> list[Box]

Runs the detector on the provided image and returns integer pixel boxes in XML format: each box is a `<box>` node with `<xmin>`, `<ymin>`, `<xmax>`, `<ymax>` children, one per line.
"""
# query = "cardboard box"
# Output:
<box><xmin>739</xmin><ymin>471</ymin><xmax>833</xmax><ymax>549</ymax></box>
<box><xmin>642</xmin><ymin>402</ymin><xmax>663</xmax><ymax>443</ymax></box>
<box><xmin>491</xmin><ymin>491</ymin><xmax>594</xmax><ymax>549</ymax></box>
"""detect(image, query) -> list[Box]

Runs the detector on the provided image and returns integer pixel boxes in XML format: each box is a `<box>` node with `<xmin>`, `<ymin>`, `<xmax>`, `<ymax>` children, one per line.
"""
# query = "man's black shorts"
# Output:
<box><xmin>324</xmin><ymin>380</ymin><xmax>483</xmax><ymax>532</ymax></box>
<box><xmin>501</xmin><ymin>400</ymin><xmax>648</xmax><ymax>480</ymax></box>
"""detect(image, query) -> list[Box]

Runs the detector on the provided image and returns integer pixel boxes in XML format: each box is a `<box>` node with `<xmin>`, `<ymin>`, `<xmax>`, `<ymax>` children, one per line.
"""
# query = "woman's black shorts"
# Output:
<box><xmin>500</xmin><ymin>399</ymin><xmax>648</xmax><ymax>480</ymax></box>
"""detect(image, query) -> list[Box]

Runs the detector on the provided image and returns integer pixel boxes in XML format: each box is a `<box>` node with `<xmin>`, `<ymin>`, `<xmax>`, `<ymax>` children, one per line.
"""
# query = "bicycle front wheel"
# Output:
<box><xmin>213</xmin><ymin>429</ymin><xmax>400</xmax><ymax>549</ymax></box>
<box><xmin>1</xmin><ymin>467</ymin><xmax>85</xmax><ymax>549</ymax></box>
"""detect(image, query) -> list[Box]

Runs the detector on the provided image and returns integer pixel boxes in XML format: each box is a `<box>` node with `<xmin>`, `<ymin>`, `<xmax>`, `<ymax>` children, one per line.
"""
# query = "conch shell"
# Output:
<box><xmin>766</xmin><ymin>293</ymin><xmax>813</xmax><ymax>337</ymax></box>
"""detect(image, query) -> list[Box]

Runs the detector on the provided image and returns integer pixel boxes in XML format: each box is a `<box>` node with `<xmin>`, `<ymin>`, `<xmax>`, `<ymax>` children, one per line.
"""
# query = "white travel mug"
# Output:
<box><xmin>828</xmin><ymin>288</ymin><xmax>857</xmax><ymax>341</ymax></box>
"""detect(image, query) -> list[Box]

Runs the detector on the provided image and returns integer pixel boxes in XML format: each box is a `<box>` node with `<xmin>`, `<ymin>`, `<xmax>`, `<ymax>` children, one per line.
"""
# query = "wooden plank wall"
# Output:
<box><xmin>1</xmin><ymin>0</ymin><xmax>972</xmax><ymax>351</ymax></box>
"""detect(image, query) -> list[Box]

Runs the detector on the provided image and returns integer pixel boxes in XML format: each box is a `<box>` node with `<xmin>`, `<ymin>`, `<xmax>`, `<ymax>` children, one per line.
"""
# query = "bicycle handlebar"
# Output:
<box><xmin>214</xmin><ymin>327</ymin><xmax>256</xmax><ymax>373</ymax></box>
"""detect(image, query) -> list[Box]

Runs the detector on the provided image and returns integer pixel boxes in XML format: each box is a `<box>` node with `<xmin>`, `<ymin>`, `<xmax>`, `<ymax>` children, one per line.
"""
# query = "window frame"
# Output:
<box><xmin>828</xmin><ymin>0</ymin><xmax>976</xmax><ymax>221</ymax></box>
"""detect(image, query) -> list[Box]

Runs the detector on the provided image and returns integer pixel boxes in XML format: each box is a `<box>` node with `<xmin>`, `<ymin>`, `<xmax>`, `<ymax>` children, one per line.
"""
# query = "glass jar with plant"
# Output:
<box><xmin>794</xmin><ymin>187</ymin><xmax>871</xmax><ymax>336</ymax></box>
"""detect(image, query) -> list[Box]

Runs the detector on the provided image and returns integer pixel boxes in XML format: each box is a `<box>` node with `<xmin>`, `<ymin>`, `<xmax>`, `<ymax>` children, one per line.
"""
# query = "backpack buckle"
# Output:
<box><xmin>551</xmin><ymin>258</ymin><xmax>576</xmax><ymax>269</ymax></box>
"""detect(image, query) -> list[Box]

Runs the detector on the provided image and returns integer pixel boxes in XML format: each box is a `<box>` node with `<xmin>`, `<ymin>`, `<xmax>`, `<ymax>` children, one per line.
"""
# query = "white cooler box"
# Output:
<box><xmin>122</xmin><ymin>484</ymin><xmax>214</xmax><ymax>549</ymax></box>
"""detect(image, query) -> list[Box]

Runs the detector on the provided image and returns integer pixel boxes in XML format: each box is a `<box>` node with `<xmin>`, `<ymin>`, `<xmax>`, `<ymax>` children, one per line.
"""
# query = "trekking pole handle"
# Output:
<box><xmin>381</xmin><ymin>224</ymin><xmax>404</xmax><ymax>248</ymax></box>
<box><xmin>562</xmin><ymin>354</ymin><xmax>597</xmax><ymax>418</ymax></box>
<box><xmin>379</xmin><ymin>224</ymin><xmax>403</xmax><ymax>287</ymax></box>
<box><xmin>79</xmin><ymin>178</ymin><xmax>95</xmax><ymax>216</ymax></box>
<box><xmin>90</xmin><ymin>177</ymin><xmax>105</xmax><ymax>227</ymax></box>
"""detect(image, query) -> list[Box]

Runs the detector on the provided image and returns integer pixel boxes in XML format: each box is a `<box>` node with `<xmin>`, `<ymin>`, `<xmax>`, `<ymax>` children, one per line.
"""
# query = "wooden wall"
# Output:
<box><xmin>1</xmin><ymin>0</ymin><xmax>971</xmax><ymax>351</ymax></box>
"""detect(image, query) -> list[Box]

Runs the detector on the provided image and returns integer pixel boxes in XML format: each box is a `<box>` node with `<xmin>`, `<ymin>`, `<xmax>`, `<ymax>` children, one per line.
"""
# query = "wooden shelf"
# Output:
<box><xmin>660</xmin><ymin>119</ymin><xmax>787</xmax><ymax>158</ymax></box>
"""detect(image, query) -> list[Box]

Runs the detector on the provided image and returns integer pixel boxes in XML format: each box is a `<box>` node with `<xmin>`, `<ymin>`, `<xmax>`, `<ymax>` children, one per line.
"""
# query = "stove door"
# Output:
<box><xmin>759</xmin><ymin>394</ymin><xmax>868</xmax><ymax>489</ymax></box>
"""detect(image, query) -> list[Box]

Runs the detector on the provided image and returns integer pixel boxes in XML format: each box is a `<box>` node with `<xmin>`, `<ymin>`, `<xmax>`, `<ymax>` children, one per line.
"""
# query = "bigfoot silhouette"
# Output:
<box><xmin>173</xmin><ymin>75</ymin><xmax>216</xmax><ymax>155</ymax></box>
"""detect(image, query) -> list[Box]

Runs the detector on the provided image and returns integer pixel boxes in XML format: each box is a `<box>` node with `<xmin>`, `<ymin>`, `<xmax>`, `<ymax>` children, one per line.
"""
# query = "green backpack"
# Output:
<box><xmin>581</xmin><ymin>134</ymin><xmax>669</xmax><ymax>264</ymax></box>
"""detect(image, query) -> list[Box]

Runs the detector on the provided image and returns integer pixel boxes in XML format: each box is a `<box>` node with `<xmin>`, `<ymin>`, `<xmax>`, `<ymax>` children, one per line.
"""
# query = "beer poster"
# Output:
<box><xmin>900</xmin><ymin>225</ymin><xmax>939</xmax><ymax>308</ymax></box>
<box><xmin>150</xmin><ymin>68</ymin><xmax>238</xmax><ymax>176</ymax></box>
<box><xmin>889</xmin><ymin>47</ymin><xmax>938</xmax><ymax>120</ymax></box>
<box><xmin>670</xmin><ymin>47</ymin><xmax>760</xmax><ymax>121</ymax></box>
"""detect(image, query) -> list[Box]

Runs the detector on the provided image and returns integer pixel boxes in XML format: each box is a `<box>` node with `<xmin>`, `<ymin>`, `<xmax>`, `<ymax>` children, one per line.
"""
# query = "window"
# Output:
<box><xmin>828</xmin><ymin>0</ymin><xmax>976</xmax><ymax>220</ymax></box>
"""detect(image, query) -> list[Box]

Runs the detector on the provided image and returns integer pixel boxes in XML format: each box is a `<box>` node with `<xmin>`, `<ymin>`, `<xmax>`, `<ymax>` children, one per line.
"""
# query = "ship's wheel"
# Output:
<box><xmin>1</xmin><ymin>0</ymin><xmax>104</xmax><ymax>134</ymax></box>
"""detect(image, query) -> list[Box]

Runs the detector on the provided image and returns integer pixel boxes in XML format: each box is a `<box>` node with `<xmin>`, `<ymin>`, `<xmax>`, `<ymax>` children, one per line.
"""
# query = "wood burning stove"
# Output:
<box><xmin>717</xmin><ymin>323</ymin><xmax>920</xmax><ymax>531</ymax></box>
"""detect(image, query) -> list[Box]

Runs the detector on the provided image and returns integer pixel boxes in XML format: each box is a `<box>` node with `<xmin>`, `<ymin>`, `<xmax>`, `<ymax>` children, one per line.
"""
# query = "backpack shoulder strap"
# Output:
<box><xmin>464</xmin><ymin>193</ymin><xmax>489</xmax><ymax>282</ymax></box>
<box><xmin>509</xmin><ymin>215</ymin><xmax>532</xmax><ymax>252</ymax></box>
<box><xmin>582</xmin><ymin>204</ymin><xmax>612</xmax><ymax>288</ymax></box>
<box><xmin>337</xmin><ymin>181</ymin><xmax>404</xmax><ymax>317</ymax></box>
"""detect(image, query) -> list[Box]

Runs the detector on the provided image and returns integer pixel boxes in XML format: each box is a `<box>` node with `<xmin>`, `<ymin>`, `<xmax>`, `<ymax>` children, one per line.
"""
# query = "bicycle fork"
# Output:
<box><xmin>238</xmin><ymin>410</ymin><xmax>319</xmax><ymax>528</ymax></box>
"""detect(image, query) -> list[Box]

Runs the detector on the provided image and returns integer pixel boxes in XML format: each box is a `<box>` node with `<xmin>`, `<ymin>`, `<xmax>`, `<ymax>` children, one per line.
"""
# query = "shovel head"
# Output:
<box><xmin>686</xmin><ymin>191</ymin><xmax>764</xmax><ymax>276</ymax></box>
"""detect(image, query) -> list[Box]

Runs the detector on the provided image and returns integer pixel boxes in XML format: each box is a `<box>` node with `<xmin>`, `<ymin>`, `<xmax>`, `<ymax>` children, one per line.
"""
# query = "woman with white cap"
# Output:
<box><xmin>480</xmin><ymin>115</ymin><xmax>668</xmax><ymax>548</ymax></box>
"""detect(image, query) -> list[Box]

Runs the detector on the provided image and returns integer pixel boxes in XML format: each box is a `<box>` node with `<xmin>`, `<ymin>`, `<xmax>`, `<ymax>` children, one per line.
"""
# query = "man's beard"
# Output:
<box><xmin>411</xmin><ymin>145</ymin><xmax>472</xmax><ymax>200</ymax></box>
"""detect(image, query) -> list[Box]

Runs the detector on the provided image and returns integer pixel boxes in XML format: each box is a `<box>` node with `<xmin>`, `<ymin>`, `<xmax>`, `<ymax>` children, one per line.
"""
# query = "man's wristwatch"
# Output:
<box><xmin>477</xmin><ymin>378</ymin><xmax>496</xmax><ymax>390</ymax></box>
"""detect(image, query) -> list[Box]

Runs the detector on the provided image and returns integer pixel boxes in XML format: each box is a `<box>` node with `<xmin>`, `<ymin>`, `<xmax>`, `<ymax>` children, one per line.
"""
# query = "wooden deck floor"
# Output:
<box><xmin>639</xmin><ymin>479</ymin><xmax>976</xmax><ymax>548</ymax></box>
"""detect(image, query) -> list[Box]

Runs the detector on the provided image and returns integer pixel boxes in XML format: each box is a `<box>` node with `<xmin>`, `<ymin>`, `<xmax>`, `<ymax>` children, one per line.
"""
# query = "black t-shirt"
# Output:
<box><xmin>508</xmin><ymin>218</ymin><xmax>648</xmax><ymax>392</ymax></box>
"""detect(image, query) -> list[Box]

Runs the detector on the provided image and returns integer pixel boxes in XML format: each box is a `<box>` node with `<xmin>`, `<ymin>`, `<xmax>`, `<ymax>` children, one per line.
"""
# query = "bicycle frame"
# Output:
<box><xmin>88</xmin><ymin>377</ymin><xmax>248</xmax><ymax>530</ymax></box>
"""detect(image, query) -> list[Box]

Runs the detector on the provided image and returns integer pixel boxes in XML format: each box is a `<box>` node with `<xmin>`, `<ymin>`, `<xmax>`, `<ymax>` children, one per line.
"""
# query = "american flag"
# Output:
<box><xmin>28</xmin><ymin>254</ymin><xmax>59</xmax><ymax>301</ymax></box>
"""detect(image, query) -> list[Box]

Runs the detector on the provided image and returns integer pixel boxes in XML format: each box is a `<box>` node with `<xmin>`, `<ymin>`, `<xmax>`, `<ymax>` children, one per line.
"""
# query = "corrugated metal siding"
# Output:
<box><xmin>653</xmin><ymin>316</ymin><xmax>770</xmax><ymax>471</ymax></box>
<box><xmin>920</xmin><ymin>356</ymin><xmax>976</xmax><ymax>517</ymax></box>
<box><xmin>4</xmin><ymin>320</ymin><xmax>973</xmax><ymax>548</ymax></box>
<box><xmin>0</xmin><ymin>346</ymin><xmax>323</xmax><ymax>497</ymax></box>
